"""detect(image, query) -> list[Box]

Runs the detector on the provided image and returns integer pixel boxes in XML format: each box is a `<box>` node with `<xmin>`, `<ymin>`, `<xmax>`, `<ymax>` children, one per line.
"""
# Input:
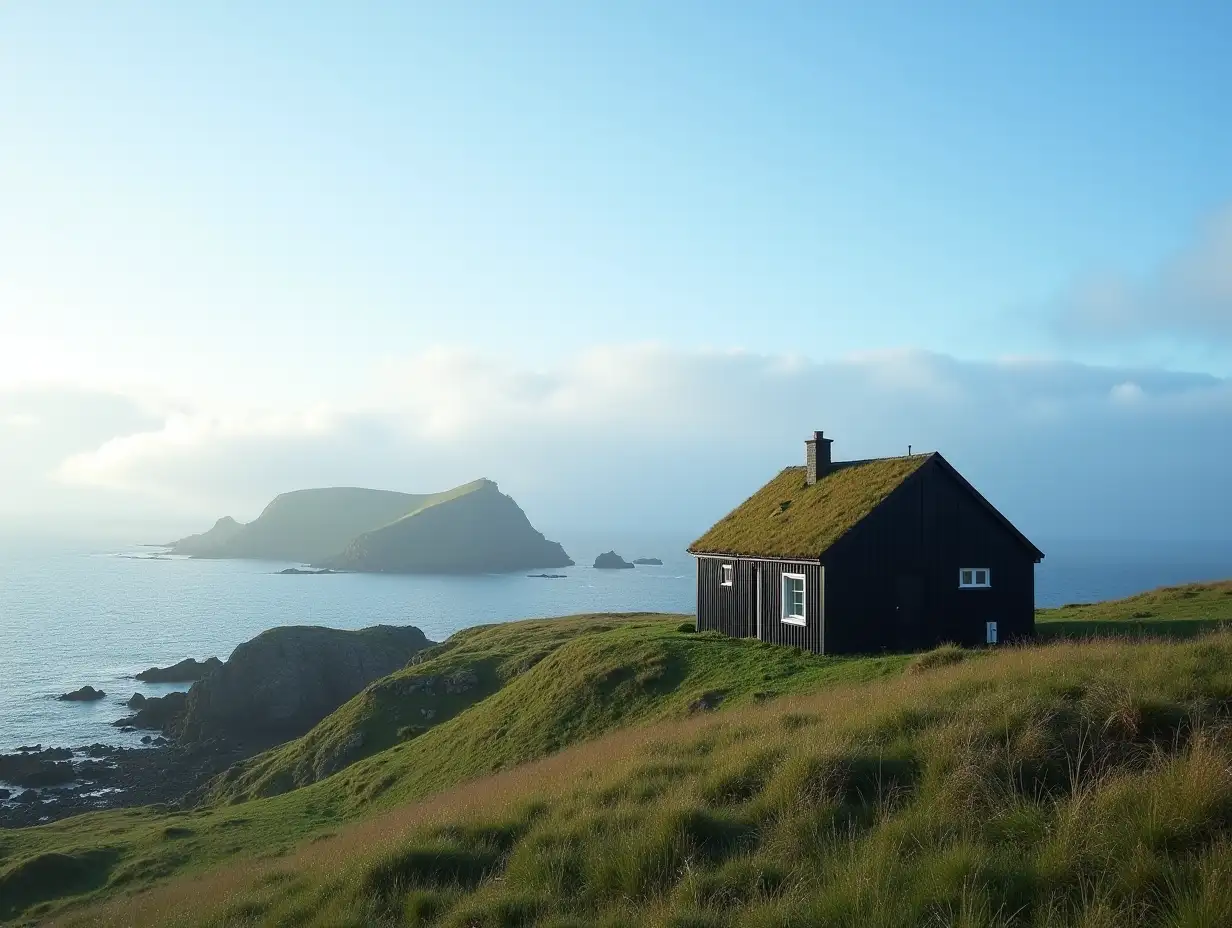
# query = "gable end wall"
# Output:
<box><xmin>821</xmin><ymin>458</ymin><xmax>1036</xmax><ymax>652</ymax></box>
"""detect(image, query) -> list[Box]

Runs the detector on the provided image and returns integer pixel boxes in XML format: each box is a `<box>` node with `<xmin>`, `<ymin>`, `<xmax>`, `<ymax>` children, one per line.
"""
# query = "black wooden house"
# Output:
<box><xmin>688</xmin><ymin>432</ymin><xmax>1043</xmax><ymax>654</ymax></box>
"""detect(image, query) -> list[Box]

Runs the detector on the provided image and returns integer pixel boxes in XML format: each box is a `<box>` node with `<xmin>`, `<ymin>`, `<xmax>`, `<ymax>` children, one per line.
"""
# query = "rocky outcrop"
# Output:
<box><xmin>632</xmin><ymin>557</ymin><xmax>663</xmax><ymax>565</ymax></box>
<box><xmin>134</xmin><ymin>657</ymin><xmax>221</xmax><ymax>683</ymax></box>
<box><xmin>594</xmin><ymin>551</ymin><xmax>634</xmax><ymax>569</ymax></box>
<box><xmin>114</xmin><ymin>691</ymin><xmax>188</xmax><ymax>733</ymax></box>
<box><xmin>177</xmin><ymin>624</ymin><xmax>433</xmax><ymax>744</ymax></box>
<box><xmin>322</xmin><ymin>480</ymin><xmax>573</xmax><ymax>574</ymax></box>
<box><xmin>57</xmin><ymin>686</ymin><xmax>106</xmax><ymax>701</ymax></box>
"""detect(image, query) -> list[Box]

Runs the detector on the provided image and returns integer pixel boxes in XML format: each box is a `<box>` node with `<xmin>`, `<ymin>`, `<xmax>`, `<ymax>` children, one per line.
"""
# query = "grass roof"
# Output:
<box><xmin>689</xmin><ymin>454</ymin><xmax>932</xmax><ymax>559</ymax></box>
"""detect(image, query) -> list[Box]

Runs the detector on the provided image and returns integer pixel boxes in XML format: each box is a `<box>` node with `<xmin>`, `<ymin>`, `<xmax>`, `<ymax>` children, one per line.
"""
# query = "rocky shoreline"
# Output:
<box><xmin>0</xmin><ymin>622</ymin><xmax>435</xmax><ymax>828</ymax></box>
<box><xmin>0</xmin><ymin>738</ymin><xmax>255</xmax><ymax>827</ymax></box>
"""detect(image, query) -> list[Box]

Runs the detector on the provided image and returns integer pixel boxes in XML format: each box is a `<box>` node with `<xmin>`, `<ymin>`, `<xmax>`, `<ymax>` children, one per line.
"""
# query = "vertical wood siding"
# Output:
<box><xmin>696</xmin><ymin>556</ymin><xmax>825</xmax><ymax>653</ymax></box>
<box><xmin>754</xmin><ymin>559</ymin><xmax>825</xmax><ymax>653</ymax></box>
<box><xmin>696</xmin><ymin>556</ymin><xmax>754</xmax><ymax>638</ymax></box>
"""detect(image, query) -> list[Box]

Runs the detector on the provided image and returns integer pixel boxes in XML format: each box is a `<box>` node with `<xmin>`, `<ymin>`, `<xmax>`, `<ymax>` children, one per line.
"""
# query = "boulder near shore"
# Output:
<box><xmin>57</xmin><ymin>685</ymin><xmax>106</xmax><ymax>701</ymax></box>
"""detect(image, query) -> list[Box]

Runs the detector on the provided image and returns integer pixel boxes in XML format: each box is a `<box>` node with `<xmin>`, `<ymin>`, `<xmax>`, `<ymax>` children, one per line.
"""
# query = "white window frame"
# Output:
<box><xmin>959</xmin><ymin>568</ymin><xmax>992</xmax><ymax>589</ymax></box>
<box><xmin>781</xmin><ymin>572</ymin><xmax>806</xmax><ymax>626</ymax></box>
<box><xmin>720</xmin><ymin>564</ymin><xmax>734</xmax><ymax>588</ymax></box>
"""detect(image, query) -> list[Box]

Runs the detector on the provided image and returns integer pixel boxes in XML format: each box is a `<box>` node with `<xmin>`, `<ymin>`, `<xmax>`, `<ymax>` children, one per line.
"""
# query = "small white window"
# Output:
<box><xmin>959</xmin><ymin>568</ymin><xmax>991</xmax><ymax>589</ymax></box>
<box><xmin>720</xmin><ymin>564</ymin><xmax>734</xmax><ymax>587</ymax></box>
<box><xmin>781</xmin><ymin>573</ymin><xmax>806</xmax><ymax>625</ymax></box>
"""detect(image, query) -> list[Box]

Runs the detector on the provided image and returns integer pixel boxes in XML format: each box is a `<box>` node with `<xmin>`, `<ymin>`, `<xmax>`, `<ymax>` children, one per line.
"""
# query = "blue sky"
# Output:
<box><xmin>2</xmin><ymin>4</ymin><xmax>1231</xmax><ymax>539</ymax></box>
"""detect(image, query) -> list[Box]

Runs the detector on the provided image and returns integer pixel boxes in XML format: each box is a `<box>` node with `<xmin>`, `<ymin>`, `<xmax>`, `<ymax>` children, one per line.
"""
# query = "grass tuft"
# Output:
<box><xmin>906</xmin><ymin>644</ymin><xmax>968</xmax><ymax>674</ymax></box>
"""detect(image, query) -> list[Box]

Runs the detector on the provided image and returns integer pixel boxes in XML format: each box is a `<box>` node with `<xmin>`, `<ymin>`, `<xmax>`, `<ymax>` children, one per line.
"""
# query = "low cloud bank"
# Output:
<box><xmin>4</xmin><ymin>344</ymin><xmax>1229</xmax><ymax>541</ymax></box>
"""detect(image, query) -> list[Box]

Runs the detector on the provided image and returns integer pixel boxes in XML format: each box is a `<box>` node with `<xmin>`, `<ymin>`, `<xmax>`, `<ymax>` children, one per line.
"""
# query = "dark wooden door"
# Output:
<box><xmin>895</xmin><ymin>574</ymin><xmax>924</xmax><ymax>650</ymax></box>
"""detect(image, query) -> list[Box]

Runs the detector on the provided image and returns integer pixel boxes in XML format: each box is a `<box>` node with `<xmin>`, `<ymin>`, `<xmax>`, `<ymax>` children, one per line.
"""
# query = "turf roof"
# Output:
<box><xmin>689</xmin><ymin>454</ymin><xmax>932</xmax><ymax>559</ymax></box>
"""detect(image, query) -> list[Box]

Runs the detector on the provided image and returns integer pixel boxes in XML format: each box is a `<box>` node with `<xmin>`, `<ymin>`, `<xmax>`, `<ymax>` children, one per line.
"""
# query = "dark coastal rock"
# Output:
<box><xmin>58</xmin><ymin>685</ymin><xmax>106</xmax><ymax>702</ymax></box>
<box><xmin>593</xmin><ymin>551</ymin><xmax>635</xmax><ymax>570</ymax></box>
<box><xmin>15</xmin><ymin>789</ymin><xmax>39</xmax><ymax>804</ymax></box>
<box><xmin>75</xmin><ymin>760</ymin><xmax>115</xmax><ymax>780</ymax></box>
<box><xmin>0</xmin><ymin>739</ymin><xmax>257</xmax><ymax>827</ymax></box>
<box><xmin>632</xmin><ymin>557</ymin><xmax>663</xmax><ymax>565</ymax></box>
<box><xmin>279</xmin><ymin>567</ymin><xmax>336</xmax><ymax>575</ymax></box>
<box><xmin>134</xmin><ymin>657</ymin><xmax>222</xmax><ymax>683</ymax></box>
<box><xmin>0</xmin><ymin>788</ymin><xmax>9</xmax><ymax>800</ymax></box>
<box><xmin>126</xmin><ymin>692</ymin><xmax>147</xmax><ymax>708</ymax></box>
<box><xmin>15</xmin><ymin>745</ymin><xmax>42</xmax><ymax>752</ymax></box>
<box><xmin>113</xmin><ymin>690</ymin><xmax>188</xmax><ymax>733</ymax></box>
<box><xmin>527</xmin><ymin>573</ymin><xmax>567</xmax><ymax>578</ymax></box>
<box><xmin>0</xmin><ymin>752</ymin><xmax>76</xmax><ymax>788</ymax></box>
<box><xmin>177</xmin><ymin>624</ymin><xmax>433</xmax><ymax>745</ymax></box>
<box><xmin>82</xmin><ymin>743</ymin><xmax>113</xmax><ymax>757</ymax></box>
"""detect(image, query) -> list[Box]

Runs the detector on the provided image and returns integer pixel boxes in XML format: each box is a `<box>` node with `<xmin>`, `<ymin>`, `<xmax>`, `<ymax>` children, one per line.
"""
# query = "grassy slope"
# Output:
<box><xmin>5</xmin><ymin>582</ymin><xmax>1232</xmax><ymax>925</ymax></box>
<box><xmin>1036</xmin><ymin>579</ymin><xmax>1232</xmax><ymax>639</ymax></box>
<box><xmin>66</xmin><ymin>626</ymin><xmax>1232</xmax><ymax>928</ymax></box>
<box><xmin>207</xmin><ymin>615</ymin><xmax>904</xmax><ymax>805</ymax></box>
<box><xmin>216</xmin><ymin>579</ymin><xmax>1232</xmax><ymax>806</ymax></box>
<box><xmin>0</xmin><ymin>614</ymin><xmax>905</xmax><ymax>924</ymax></box>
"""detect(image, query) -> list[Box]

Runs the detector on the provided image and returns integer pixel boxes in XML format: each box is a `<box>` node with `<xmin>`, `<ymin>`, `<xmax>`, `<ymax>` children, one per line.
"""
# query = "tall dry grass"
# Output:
<box><xmin>59</xmin><ymin>632</ymin><xmax>1232</xmax><ymax>927</ymax></box>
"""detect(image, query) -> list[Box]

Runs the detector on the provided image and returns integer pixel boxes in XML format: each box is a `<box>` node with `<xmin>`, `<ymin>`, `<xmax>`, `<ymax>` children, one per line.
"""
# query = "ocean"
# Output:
<box><xmin>2</xmin><ymin>532</ymin><xmax>1231</xmax><ymax>754</ymax></box>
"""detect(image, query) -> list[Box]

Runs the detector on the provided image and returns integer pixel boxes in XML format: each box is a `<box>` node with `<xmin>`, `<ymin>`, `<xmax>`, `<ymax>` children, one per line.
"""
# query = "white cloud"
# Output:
<box><xmin>38</xmin><ymin>344</ymin><xmax>1232</xmax><ymax>541</ymax></box>
<box><xmin>2</xmin><ymin>412</ymin><xmax>40</xmax><ymax>429</ymax></box>
<box><xmin>1109</xmin><ymin>382</ymin><xmax>1145</xmax><ymax>405</ymax></box>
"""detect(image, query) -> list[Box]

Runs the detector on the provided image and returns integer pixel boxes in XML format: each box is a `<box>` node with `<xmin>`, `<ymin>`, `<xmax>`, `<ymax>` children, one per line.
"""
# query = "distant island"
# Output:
<box><xmin>167</xmin><ymin>480</ymin><xmax>573</xmax><ymax>574</ymax></box>
<box><xmin>594</xmin><ymin>551</ymin><xmax>635</xmax><ymax>569</ymax></box>
<box><xmin>632</xmin><ymin>557</ymin><xmax>663</xmax><ymax>565</ymax></box>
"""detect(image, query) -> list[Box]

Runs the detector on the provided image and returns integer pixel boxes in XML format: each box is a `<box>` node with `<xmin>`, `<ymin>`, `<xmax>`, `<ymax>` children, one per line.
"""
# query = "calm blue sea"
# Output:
<box><xmin>1</xmin><ymin>532</ymin><xmax>1230</xmax><ymax>754</ymax></box>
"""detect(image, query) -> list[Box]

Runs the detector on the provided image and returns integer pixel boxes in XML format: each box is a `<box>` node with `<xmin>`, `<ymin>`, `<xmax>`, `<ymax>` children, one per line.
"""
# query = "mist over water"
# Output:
<box><xmin>1</xmin><ymin>532</ymin><xmax>1230</xmax><ymax>754</ymax></box>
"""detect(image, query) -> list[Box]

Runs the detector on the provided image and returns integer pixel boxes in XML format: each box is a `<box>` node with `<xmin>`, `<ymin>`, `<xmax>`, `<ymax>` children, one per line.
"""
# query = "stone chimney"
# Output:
<box><xmin>805</xmin><ymin>430</ymin><xmax>833</xmax><ymax>485</ymax></box>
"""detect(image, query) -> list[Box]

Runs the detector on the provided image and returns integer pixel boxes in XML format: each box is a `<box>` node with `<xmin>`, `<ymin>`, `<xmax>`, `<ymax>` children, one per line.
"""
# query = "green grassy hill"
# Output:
<box><xmin>0</xmin><ymin>614</ymin><xmax>905</xmax><ymax>924</ymax></box>
<box><xmin>4</xmin><ymin>581</ymin><xmax>1232</xmax><ymax>926</ymax></box>
<box><xmin>204</xmin><ymin>614</ymin><xmax>905</xmax><ymax>805</ymax></box>
<box><xmin>1036</xmin><ymin>579</ymin><xmax>1232</xmax><ymax>639</ymax></box>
